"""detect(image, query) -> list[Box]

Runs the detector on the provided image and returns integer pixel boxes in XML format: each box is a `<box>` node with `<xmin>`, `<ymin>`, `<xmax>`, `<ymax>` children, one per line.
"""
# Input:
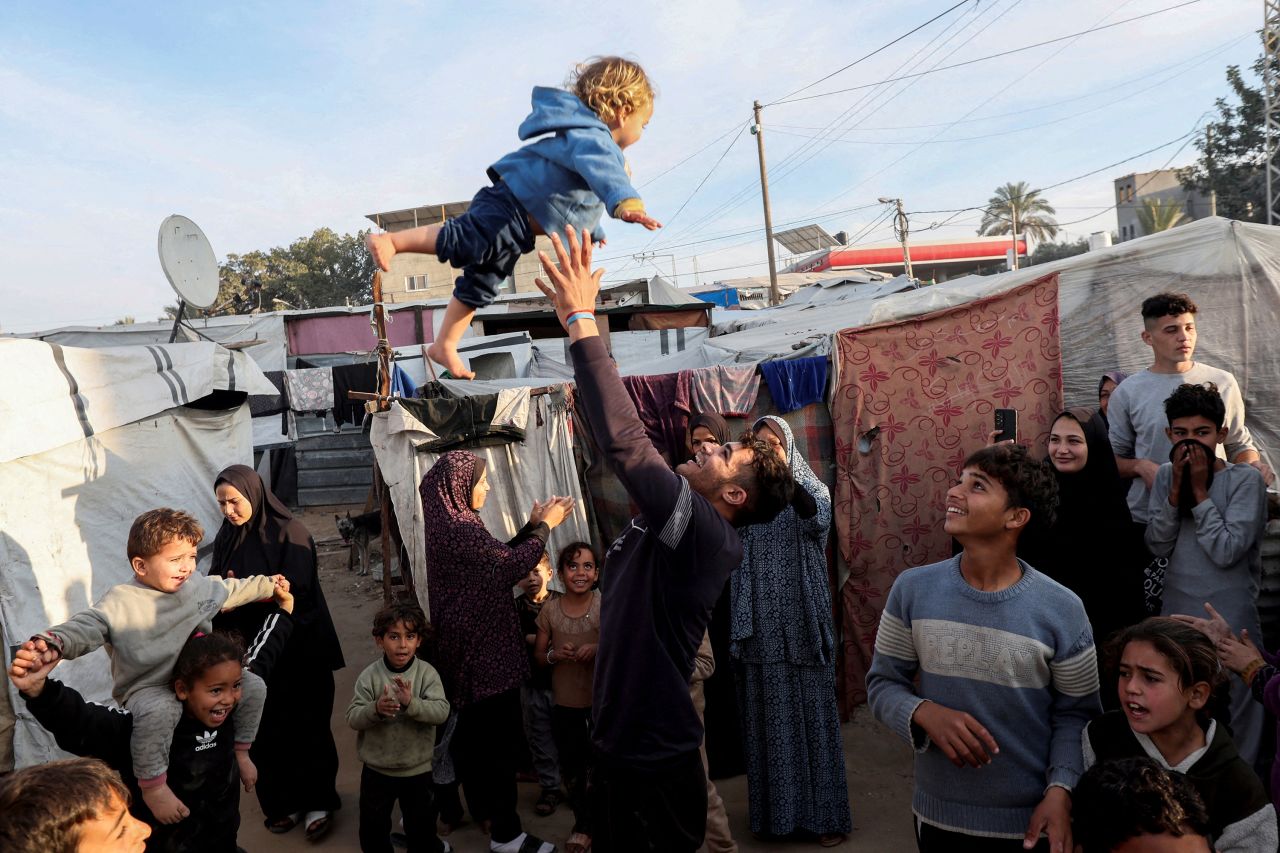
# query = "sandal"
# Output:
<box><xmin>304</xmin><ymin>810</ymin><xmax>333</xmax><ymax>841</ymax></box>
<box><xmin>265</xmin><ymin>812</ymin><xmax>302</xmax><ymax>834</ymax></box>
<box><xmin>566</xmin><ymin>831</ymin><xmax>592</xmax><ymax>853</ymax></box>
<box><xmin>818</xmin><ymin>832</ymin><xmax>847</xmax><ymax>848</ymax></box>
<box><xmin>534</xmin><ymin>787</ymin><xmax>563</xmax><ymax>816</ymax></box>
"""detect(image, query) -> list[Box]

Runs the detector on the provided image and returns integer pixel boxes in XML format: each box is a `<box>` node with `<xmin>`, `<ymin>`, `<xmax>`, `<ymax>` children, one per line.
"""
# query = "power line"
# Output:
<box><xmin>906</xmin><ymin>126</ymin><xmax>1204</xmax><ymax>218</ymax></box>
<box><xmin>637</xmin><ymin>121</ymin><xmax>746</xmax><ymax>189</ymax></box>
<box><xmin>768</xmin><ymin>0</ymin><xmax>1205</xmax><ymax>106</ymax></box>
<box><xmin>650</xmin><ymin>0</ymin><xmax>1005</xmax><ymax>250</ymax></box>
<box><xmin>765</xmin><ymin>31</ymin><xmax>1248</xmax><ymax>134</ymax></box>
<box><xmin>772</xmin><ymin>0</ymin><xmax>977</xmax><ymax>103</ymax></box>
<box><xmin>640</xmin><ymin>123</ymin><xmax>750</xmax><ymax>250</ymax></box>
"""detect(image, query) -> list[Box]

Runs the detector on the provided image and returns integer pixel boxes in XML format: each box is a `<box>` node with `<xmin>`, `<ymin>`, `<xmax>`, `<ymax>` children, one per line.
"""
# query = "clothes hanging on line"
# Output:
<box><xmin>688</xmin><ymin>364</ymin><xmax>761</xmax><ymax>418</ymax></box>
<box><xmin>399</xmin><ymin>384</ymin><xmax>530</xmax><ymax>451</ymax></box>
<box><xmin>332</xmin><ymin>362</ymin><xmax>380</xmax><ymax>426</ymax></box>
<box><xmin>758</xmin><ymin>357</ymin><xmax>828</xmax><ymax>414</ymax></box>
<box><xmin>620</xmin><ymin>371</ymin><xmax>692</xmax><ymax>465</ymax></box>
<box><xmin>250</xmin><ymin>371</ymin><xmax>287</xmax><ymax>417</ymax></box>
<box><xmin>283</xmin><ymin>367</ymin><xmax>335</xmax><ymax>413</ymax></box>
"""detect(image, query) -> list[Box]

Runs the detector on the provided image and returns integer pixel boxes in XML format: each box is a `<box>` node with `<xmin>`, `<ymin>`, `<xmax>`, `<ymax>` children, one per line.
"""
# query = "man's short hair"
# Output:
<box><xmin>1072</xmin><ymin>757</ymin><xmax>1211</xmax><ymax>852</ymax></box>
<box><xmin>961</xmin><ymin>444</ymin><xmax>1058</xmax><ymax>533</ymax></box>
<box><xmin>1141</xmin><ymin>292</ymin><xmax>1198</xmax><ymax>325</ymax></box>
<box><xmin>1164</xmin><ymin>382</ymin><xmax>1225</xmax><ymax>429</ymax></box>
<box><xmin>127</xmin><ymin>507</ymin><xmax>203</xmax><ymax>561</ymax></box>
<box><xmin>730</xmin><ymin>430</ymin><xmax>795</xmax><ymax>527</ymax></box>
<box><xmin>0</xmin><ymin>758</ymin><xmax>131</xmax><ymax>853</ymax></box>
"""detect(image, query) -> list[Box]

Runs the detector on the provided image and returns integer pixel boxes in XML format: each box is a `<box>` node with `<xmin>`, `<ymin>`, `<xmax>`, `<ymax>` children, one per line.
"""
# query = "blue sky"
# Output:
<box><xmin>0</xmin><ymin>0</ymin><xmax>1261</xmax><ymax>332</ymax></box>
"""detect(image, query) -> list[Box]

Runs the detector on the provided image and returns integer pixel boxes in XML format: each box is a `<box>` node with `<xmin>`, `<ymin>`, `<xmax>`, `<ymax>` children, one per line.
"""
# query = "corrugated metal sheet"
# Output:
<box><xmin>293</xmin><ymin>414</ymin><xmax>373</xmax><ymax>506</ymax></box>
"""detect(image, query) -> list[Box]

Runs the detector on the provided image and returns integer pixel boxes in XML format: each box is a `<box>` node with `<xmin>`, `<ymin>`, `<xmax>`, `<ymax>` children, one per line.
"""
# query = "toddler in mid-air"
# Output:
<box><xmin>366</xmin><ymin>56</ymin><xmax>660</xmax><ymax>379</ymax></box>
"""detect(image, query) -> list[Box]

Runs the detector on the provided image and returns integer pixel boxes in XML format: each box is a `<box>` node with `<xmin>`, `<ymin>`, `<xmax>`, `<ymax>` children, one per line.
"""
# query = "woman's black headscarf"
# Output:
<box><xmin>211</xmin><ymin>464</ymin><xmax>344</xmax><ymax>671</ymax></box>
<box><xmin>685</xmin><ymin>412</ymin><xmax>732</xmax><ymax>460</ymax></box>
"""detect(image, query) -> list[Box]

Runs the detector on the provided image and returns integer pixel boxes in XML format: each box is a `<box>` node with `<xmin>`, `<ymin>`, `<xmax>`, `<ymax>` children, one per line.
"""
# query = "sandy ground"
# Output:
<box><xmin>235</xmin><ymin>506</ymin><xmax>916</xmax><ymax>853</ymax></box>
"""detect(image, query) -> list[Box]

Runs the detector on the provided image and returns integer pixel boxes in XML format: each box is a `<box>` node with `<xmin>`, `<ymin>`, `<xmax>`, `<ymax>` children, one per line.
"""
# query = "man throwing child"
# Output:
<box><xmin>534</xmin><ymin>227</ymin><xmax>794</xmax><ymax>852</ymax></box>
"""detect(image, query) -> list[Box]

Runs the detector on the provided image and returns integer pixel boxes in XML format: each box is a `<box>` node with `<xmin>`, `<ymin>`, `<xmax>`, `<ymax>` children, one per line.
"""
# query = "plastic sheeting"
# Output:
<box><xmin>703</xmin><ymin>218</ymin><xmax>1280</xmax><ymax>463</ymax></box>
<box><xmin>369</xmin><ymin>392</ymin><xmax>592</xmax><ymax>617</ymax></box>
<box><xmin>2</xmin><ymin>404</ymin><xmax>255</xmax><ymax>768</ymax></box>
<box><xmin>0</xmin><ymin>339</ymin><xmax>273</xmax><ymax>465</ymax></box>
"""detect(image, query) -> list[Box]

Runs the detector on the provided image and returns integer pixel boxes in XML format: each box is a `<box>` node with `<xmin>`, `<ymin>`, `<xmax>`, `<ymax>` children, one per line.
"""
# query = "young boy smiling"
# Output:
<box><xmin>11</xmin><ymin>508</ymin><xmax>285</xmax><ymax>825</ymax></box>
<box><xmin>868</xmin><ymin>444</ymin><xmax>1101</xmax><ymax>852</ymax></box>
<box><xmin>1146</xmin><ymin>382</ymin><xmax>1268</xmax><ymax>765</ymax></box>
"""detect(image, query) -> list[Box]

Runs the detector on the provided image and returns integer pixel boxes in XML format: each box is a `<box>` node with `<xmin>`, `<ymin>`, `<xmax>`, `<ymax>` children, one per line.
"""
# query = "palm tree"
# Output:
<box><xmin>977</xmin><ymin>181</ymin><xmax>1060</xmax><ymax>245</ymax></box>
<box><xmin>1136</xmin><ymin>198</ymin><xmax>1186</xmax><ymax>236</ymax></box>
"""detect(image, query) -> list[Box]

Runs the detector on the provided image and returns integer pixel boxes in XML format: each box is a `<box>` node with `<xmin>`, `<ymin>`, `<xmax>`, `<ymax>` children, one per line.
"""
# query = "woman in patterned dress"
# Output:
<box><xmin>419</xmin><ymin>450</ymin><xmax>571</xmax><ymax>853</ymax></box>
<box><xmin>731</xmin><ymin>416</ymin><xmax>851</xmax><ymax>846</ymax></box>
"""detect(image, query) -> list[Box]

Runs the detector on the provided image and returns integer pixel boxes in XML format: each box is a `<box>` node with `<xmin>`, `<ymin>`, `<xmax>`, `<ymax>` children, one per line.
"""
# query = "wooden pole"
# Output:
<box><xmin>370</xmin><ymin>270</ymin><xmax>398</xmax><ymax>602</ymax></box>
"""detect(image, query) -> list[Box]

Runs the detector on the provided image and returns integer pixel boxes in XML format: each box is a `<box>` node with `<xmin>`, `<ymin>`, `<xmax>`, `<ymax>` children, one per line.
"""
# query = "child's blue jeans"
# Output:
<box><xmin>436</xmin><ymin>181</ymin><xmax>536</xmax><ymax>308</ymax></box>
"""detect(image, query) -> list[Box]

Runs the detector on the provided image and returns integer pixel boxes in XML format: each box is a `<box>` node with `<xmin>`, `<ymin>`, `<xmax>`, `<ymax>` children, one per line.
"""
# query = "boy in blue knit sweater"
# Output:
<box><xmin>867</xmin><ymin>445</ymin><xmax>1101</xmax><ymax>852</ymax></box>
<box><xmin>367</xmin><ymin>56</ymin><xmax>660</xmax><ymax>380</ymax></box>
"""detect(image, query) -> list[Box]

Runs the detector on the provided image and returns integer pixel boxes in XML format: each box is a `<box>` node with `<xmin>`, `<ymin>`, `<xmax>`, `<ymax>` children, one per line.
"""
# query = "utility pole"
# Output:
<box><xmin>880</xmin><ymin>197</ymin><xmax>914</xmax><ymax>281</ymax></box>
<box><xmin>1010</xmin><ymin>197</ymin><xmax>1020</xmax><ymax>271</ymax></box>
<box><xmin>752</xmin><ymin>100</ymin><xmax>781</xmax><ymax>306</ymax></box>
<box><xmin>1265</xmin><ymin>0</ymin><xmax>1280</xmax><ymax>223</ymax></box>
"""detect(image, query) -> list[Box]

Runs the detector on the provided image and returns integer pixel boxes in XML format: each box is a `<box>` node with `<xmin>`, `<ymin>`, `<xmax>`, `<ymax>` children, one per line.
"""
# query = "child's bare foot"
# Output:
<box><xmin>142</xmin><ymin>782</ymin><xmax>191</xmax><ymax>824</ymax></box>
<box><xmin>427</xmin><ymin>341</ymin><xmax>475</xmax><ymax>380</ymax></box>
<box><xmin>235</xmin><ymin>749</ymin><xmax>258</xmax><ymax>791</ymax></box>
<box><xmin>366</xmin><ymin>232</ymin><xmax>397</xmax><ymax>272</ymax></box>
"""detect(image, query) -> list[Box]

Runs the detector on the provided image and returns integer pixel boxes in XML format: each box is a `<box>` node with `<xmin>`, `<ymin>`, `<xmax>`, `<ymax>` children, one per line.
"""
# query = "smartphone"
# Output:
<box><xmin>993</xmin><ymin>408</ymin><xmax>1018</xmax><ymax>444</ymax></box>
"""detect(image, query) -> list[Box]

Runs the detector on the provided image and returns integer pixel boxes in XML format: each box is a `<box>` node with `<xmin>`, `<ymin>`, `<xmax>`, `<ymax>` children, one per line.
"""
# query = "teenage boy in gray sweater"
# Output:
<box><xmin>10</xmin><ymin>508</ymin><xmax>285</xmax><ymax>825</ymax></box>
<box><xmin>868</xmin><ymin>445</ymin><xmax>1101</xmax><ymax>852</ymax></box>
<box><xmin>347</xmin><ymin>601</ymin><xmax>451</xmax><ymax>853</ymax></box>
<box><xmin>1107</xmin><ymin>292</ymin><xmax>1270</xmax><ymax>525</ymax></box>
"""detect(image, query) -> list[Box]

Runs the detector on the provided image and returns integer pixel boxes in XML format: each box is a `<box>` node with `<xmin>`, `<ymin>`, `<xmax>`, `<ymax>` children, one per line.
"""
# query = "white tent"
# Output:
<box><xmin>369</xmin><ymin>391</ymin><xmax>593</xmax><ymax>615</ymax></box>
<box><xmin>0</xmin><ymin>339</ymin><xmax>273</xmax><ymax>769</ymax></box>
<box><xmin>705</xmin><ymin>218</ymin><xmax>1280</xmax><ymax>464</ymax></box>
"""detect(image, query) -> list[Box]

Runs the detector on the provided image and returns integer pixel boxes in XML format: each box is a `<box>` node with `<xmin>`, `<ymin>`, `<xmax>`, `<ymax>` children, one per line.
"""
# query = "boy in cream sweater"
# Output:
<box><xmin>347</xmin><ymin>601</ymin><xmax>450</xmax><ymax>853</ymax></box>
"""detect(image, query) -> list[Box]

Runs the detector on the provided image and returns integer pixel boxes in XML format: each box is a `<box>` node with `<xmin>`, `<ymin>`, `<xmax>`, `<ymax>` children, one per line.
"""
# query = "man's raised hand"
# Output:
<box><xmin>534</xmin><ymin>228</ymin><xmax>604</xmax><ymax>332</ymax></box>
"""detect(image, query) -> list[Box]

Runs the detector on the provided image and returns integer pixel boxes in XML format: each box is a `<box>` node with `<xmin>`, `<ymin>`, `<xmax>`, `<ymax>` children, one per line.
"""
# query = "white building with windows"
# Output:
<box><xmin>1112</xmin><ymin>169</ymin><xmax>1214</xmax><ymax>242</ymax></box>
<box><xmin>366</xmin><ymin>201</ymin><xmax>552</xmax><ymax>304</ymax></box>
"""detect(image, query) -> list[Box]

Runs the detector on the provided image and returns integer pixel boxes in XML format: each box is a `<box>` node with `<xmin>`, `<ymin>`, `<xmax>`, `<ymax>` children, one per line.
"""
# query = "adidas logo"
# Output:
<box><xmin>194</xmin><ymin>730</ymin><xmax>218</xmax><ymax>752</ymax></box>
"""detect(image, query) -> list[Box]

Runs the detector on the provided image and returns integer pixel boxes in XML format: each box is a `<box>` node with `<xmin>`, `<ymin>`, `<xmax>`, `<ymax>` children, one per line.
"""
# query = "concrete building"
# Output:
<box><xmin>1113</xmin><ymin>169</ymin><xmax>1214</xmax><ymax>242</ymax></box>
<box><xmin>365</xmin><ymin>202</ymin><xmax>553</xmax><ymax>304</ymax></box>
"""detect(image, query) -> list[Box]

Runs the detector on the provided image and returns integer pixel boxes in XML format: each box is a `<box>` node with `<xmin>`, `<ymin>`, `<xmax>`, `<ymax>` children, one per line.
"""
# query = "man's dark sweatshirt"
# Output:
<box><xmin>572</xmin><ymin>335</ymin><xmax>743</xmax><ymax>770</ymax></box>
<box><xmin>21</xmin><ymin>607</ymin><xmax>294</xmax><ymax>852</ymax></box>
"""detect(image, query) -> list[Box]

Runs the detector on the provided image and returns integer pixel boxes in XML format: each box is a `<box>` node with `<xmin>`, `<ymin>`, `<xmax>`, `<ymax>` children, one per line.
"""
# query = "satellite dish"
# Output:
<box><xmin>157</xmin><ymin>215</ymin><xmax>218</xmax><ymax>309</ymax></box>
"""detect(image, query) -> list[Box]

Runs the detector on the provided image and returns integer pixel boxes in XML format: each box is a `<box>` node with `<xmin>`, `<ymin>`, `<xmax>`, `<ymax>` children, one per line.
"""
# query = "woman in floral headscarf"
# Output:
<box><xmin>731</xmin><ymin>416</ymin><xmax>851</xmax><ymax>847</ymax></box>
<box><xmin>420</xmin><ymin>450</ymin><xmax>572</xmax><ymax>853</ymax></box>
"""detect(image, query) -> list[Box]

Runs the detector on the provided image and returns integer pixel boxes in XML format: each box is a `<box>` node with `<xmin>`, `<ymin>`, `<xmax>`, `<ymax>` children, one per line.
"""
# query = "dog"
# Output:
<box><xmin>336</xmin><ymin>510</ymin><xmax>381</xmax><ymax>576</ymax></box>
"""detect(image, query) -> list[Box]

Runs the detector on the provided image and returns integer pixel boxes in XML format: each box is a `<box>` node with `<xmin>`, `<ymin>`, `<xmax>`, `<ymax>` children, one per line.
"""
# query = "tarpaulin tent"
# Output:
<box><xmin>368</xmin><ymin>386</ymin><xmax>593</xmax><ymax>615</ymax></box>
<box><xmin>0</xmin><ymin>339</ymin><xmax>272</xmax><ymax>769</ymax></box>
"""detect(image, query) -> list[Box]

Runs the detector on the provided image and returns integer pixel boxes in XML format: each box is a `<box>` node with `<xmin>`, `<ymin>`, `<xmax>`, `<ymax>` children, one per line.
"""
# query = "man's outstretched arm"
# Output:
<box><xmin>536</xmin><ymin>229</ymin><xmax>690</xmax><ymax>545</ymax></box>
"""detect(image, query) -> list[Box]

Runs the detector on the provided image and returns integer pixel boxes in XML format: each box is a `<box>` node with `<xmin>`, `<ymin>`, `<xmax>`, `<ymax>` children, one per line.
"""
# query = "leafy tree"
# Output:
<box><xmin>1179</xmin><ymin>58</ymin><xmax>1268</xmax><ymax>221</ymax></box>
<box><xmin>1136</xmin><ymin>198</ymin><xmax>1187</xmax><ymax>235</ymax></box>
<box><xmin>1030</xmin><ymin>237</ymin><xmax>1090</xmax><ymax>265</ymax></box>
<box><xmin>112</xmin><ymin>315</ymin><xmax>136</xmax><ymax>325</ymax></box>
<box><xmin>977</xmin><ymin>181</ymin><xmax>1059</xmax><ymax>244</ymax></box>
<box><xmin>201</xmin><ymin>228</ymin><xmax>376</xmax><ymax>317</ymax></box>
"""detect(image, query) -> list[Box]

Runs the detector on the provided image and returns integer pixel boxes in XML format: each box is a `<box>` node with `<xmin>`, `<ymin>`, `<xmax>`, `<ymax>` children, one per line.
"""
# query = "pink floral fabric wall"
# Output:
<box><xmin>832</xmin><ymin>274</ymin><xmax>1062</xmax><ymax>708</ymax></box>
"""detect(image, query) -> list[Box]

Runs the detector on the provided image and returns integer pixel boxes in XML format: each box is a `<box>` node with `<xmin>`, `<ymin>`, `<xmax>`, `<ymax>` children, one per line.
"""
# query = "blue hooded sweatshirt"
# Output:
<box><xmin>488</xmin><ymin>87</ymin><xmax>642</xmax><ymax>244</ymax></box>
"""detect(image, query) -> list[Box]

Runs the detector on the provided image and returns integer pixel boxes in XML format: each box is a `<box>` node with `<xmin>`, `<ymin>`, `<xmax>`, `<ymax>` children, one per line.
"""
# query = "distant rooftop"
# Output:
<box><xmin>366</xmin><ymin>202</ymin><xmax>471</xmax><ymax>232</ymax></box>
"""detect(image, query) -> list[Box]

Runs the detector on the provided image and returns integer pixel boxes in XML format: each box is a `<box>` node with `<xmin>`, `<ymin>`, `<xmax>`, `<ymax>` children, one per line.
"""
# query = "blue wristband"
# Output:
<box><xmin>566</xmin><ymin>311</ymin><xmax>595</xmax><ymax>326</ymax></box>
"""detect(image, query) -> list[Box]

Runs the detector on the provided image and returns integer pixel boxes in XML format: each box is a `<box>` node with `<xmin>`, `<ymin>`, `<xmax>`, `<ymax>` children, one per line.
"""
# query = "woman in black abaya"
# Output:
<box><xmin>210</xmin><ymin>464</ymin><xmax>345</xmax><ymax>840</ymax></box>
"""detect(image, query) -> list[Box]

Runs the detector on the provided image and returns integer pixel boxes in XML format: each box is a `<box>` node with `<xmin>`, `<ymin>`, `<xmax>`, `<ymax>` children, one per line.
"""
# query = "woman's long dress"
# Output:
<box><xmin>731</xmin><ymin>416</ymin><xmax>851</xmax><ymax>836</ymax></box>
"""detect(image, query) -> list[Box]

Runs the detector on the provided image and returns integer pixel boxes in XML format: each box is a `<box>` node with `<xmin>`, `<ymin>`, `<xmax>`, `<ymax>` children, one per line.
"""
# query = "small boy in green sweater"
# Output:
<box><xmin>347</xmin><ymin>602</ymin><xmax>451</xmax><ymax>853</ymax></box>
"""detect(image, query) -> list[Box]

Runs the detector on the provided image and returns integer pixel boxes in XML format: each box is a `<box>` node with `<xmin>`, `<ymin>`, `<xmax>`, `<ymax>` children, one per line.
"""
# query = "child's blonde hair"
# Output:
<box><xmin>568</xmin><ymin>56</ymin><xmax>654</xmax><ymax>125</ymax></box>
